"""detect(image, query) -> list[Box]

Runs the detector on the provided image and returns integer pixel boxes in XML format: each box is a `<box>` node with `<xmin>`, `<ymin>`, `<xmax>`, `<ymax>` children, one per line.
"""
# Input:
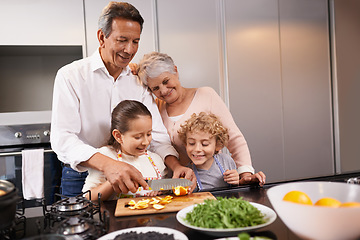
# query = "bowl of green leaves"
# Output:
<box><xmin>176</xmin><ymin>197</ymin><xmax>276</xmax><ymax>237</ymax></box>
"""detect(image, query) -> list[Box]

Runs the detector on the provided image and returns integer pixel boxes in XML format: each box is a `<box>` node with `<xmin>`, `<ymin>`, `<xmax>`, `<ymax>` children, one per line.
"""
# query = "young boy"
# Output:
<box><xmin>178</xmin><ymin>112</ymin><xmax>239</xmax><ymax>190</ymax></box>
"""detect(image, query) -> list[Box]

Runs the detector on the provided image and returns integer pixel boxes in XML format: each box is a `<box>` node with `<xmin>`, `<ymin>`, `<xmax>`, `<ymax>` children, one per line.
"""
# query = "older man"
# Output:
<box><xmin>51</xmin><ymin>2</ymin><xmax>195</xmax><ymax>197</ymax></box>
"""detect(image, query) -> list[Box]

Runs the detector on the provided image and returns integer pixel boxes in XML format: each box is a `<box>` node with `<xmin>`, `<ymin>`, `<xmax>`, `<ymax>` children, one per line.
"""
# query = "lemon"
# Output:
<box><xmin>314</xmin><ymin>197</ymin><xmax>341</xmax><ymax>207</ymax></box>
<box><xmin>339</xmin><ymin>202</ymin><xmax>360</xmax><ymax>208</ymax></box>
<box><xmin>283</xmin><ymin>190</ymin><xmax>313</xmax><ymax>205</ymax></box>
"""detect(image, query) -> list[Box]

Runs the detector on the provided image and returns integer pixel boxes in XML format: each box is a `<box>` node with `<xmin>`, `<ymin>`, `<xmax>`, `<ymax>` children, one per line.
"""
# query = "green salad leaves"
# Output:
<box><xmin>185</xmin><ymin>197</ymin><xmax>266</xmax><ymax>229</ymax></box>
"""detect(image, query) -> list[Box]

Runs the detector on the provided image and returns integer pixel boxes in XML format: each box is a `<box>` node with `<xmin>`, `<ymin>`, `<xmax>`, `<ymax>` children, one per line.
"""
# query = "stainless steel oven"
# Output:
<box><xmin>0</xmin><ymin>124</ymin><xmax>62</xmax><ymax>208</ymax></box>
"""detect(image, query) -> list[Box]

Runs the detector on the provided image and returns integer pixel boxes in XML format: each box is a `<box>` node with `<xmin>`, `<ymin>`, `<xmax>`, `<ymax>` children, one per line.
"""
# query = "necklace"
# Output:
<box><xmin>117</xmin><ymin>151</ymin><xmax>162</xmax><ymax>180</ymax></box>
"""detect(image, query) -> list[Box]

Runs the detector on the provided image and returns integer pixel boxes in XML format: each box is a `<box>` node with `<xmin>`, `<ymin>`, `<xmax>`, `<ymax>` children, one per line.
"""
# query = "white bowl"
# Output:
<box><xmin>97</xmin><ymin>227</ymin><xmax>188</xmax><ymax>240</ymax></box>
<box><xmin>267</xmin><ymin>181</ymin><xmax>360</xmax><ymax>240</ymax></box>
<box><xmin>176</xmin><ymin>202</ymin><xmax>277</xmax><ymax>237</ymax></box>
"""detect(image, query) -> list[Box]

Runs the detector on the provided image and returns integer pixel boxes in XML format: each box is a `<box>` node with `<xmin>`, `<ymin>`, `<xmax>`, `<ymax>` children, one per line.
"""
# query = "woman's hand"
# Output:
<box><xmin>129</xmin><ymin>63</ymin><xmax>138</xmax><ymax>75</ymax></box>
<box><xmin>239</xmin><ymin>171</ymin><xmax>266</xmax><ymax>186</ymax></box>
<box><xmin>223</xmin><ymin>169</ymin><xmax>240</xmax><ymax>185</ymax></box>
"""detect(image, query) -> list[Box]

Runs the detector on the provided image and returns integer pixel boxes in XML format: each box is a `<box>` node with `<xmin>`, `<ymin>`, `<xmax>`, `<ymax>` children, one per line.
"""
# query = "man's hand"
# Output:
<box><xmin>239</xmin><ymin>171</ymin><xmax>266</xmax><ymax>187</ymax></box>
<box><xmin>103</xmin><ymin>161</ymin><xmax>149</xmax><ymax>193</ymax></box>
<box><xmin>82</xmin><ymin>153</ymin><xmax>149</xmax><ymax>193</ymax></box>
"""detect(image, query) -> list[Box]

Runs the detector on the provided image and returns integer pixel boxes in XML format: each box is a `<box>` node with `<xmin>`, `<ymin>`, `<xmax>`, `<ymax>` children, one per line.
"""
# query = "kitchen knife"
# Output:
<box><xmin>146</xmin><ymin>178</ymin><xmax>192</xmax><ymax>191</ymax></box>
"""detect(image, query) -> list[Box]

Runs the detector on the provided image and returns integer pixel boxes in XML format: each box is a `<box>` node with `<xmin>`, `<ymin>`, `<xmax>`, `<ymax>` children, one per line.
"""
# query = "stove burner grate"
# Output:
<box><xmin>55</xmin><ymin>216</ymin><xmax>106</xmax><ymax>240</ymax></box>
<box><xmin>47</xmin><ymin>192</ymin><xmax>96</xmax><ymax>217</ymax></box>
<box><xmin>42</xmin><ymin>191</ymin><xmax>109</xmax><ymax>240</ymax></box>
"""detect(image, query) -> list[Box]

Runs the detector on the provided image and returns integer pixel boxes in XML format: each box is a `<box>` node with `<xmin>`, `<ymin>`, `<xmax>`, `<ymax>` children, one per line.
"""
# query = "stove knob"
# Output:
<box><xmin>44</xmin><ymin>130</ymin><xmax>50</xmax><ymax>137</ymax></box>
<box><xmin>14</xmin><ymin>132</ymin><xmax>22</xmax><ymax>138</ymax></box>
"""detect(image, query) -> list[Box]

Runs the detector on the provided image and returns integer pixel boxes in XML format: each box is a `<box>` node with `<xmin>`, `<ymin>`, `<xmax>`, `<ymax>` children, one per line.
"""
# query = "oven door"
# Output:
<box><xmin>0</xmin><ymin>144</ymin><xmax>62</xmax><ymax>208</ymax></box>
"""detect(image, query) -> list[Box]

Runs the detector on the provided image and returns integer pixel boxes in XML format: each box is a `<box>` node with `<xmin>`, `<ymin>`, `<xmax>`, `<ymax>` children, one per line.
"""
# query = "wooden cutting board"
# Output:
<box><xmin>114</xmin><ymin>192</ymin><xmax>215</xmax><ymax>217</ymax></box>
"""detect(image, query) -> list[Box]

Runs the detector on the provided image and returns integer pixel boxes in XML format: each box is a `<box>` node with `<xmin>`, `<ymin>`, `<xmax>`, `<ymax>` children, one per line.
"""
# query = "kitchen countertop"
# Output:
<box><xmin>99</xmin><ymin>172</ymin><xmax>360</xmax><ymax>240</ymax></box>
<box><xmin>22</xmin><ymin>172</ymin><xmax>360</xmax><ymax>239</ymax></box>
<box><xmin>101</xmin><ymin>185</ymin><xmax>296</xmax><ymax>240</ymax></box>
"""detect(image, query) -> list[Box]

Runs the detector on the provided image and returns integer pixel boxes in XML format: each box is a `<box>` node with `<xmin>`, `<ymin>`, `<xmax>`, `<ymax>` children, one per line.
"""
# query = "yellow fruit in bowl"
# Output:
<box><xmin>339</xmin><ymin>202</ymin><xmax>360</xmax><ymax>208</ymax></box>
<box><xmin>314</xmin><ymin>197</ymin><xmax>341</xmax><ymax>207</ymax></box>
<box><xmin>283</xmin><ymin>190</ymin><xmax>313</xmax><ymax>205</ymax></box>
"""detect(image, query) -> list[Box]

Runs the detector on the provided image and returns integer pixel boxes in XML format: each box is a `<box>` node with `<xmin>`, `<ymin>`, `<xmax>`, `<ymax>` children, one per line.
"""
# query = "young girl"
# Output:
<box><xmin>178</xmin><ymin>112</ymin><xmax>239</xmax><ymax>190</ymax></box>
<box><xmin>82</xmin><ymin>100</ymin><xmax>167</xmax><ymax>200</ymax></box>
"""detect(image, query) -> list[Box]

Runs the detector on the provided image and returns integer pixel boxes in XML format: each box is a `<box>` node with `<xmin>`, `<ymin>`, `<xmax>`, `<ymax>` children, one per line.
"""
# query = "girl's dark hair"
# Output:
<box><xmin>108</xmin><ymin>100</ymin><xmax>151</xmax><ymax>150</ymax></box>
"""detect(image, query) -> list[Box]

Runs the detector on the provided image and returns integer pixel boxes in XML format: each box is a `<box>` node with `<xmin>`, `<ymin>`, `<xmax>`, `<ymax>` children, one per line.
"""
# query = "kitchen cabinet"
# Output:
<box><xmin>1</xmin><ymin>0</ymin><xmax>351</xmax><ymax>183</ymax></box>
<box><xmin>278</xmin><ymin>0</ymin><xmax>333</xmax><ymax>180</ymax></box>
<box><xmin>0</xmin><ymin>0</ymin><xmax>85</xmax><ymax>52</ymax></box>
<box><xmin>225</xmin><ymin>0</ymin><xmax>333</xmax><ymax>182</ymax></box>
<box><xmin>224</xmin><ymin>0</ymin><xmax>284</xmax><ymax>182</ymax></box>
<box><xmin>84</xmin><ymin>0</ymin><xmax>335</xmax><ymax>182</ymax></box>
<box><xmin>156</xmin><ymin>0</ymin><xmax>221</xmax><ymax>93</ymax></box>
<box><xmin>331</xmin><ymin>0</ymin><xmax>360</xmax><ymax>173</ymax></box>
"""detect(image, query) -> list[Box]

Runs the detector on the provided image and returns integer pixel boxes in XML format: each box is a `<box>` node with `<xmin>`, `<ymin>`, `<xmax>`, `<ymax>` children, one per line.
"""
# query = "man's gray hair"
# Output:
<box><xmin>98</xmin><ymin>1</ymin><xmax>144</xmax><ymax>38</ymax></box>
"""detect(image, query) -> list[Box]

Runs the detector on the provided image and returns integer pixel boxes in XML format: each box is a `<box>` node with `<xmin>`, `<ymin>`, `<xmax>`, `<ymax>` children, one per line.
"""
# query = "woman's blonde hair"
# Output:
<box><xmin>178</xmin><ymin>112</ymin><xmax>229</xmax><ymax>151</ymax></box>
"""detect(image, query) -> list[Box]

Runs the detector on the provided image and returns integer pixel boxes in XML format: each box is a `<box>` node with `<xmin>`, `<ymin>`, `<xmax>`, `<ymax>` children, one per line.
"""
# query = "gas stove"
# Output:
<box><xmin>45</xmin><ymin>191</ymin><xmax>98</xmax><ymax>218</ymax></box>
<box><xmin>20</xmin><ymin>191</ymin><xmax>109</xmax><ymax>240</ymax></box>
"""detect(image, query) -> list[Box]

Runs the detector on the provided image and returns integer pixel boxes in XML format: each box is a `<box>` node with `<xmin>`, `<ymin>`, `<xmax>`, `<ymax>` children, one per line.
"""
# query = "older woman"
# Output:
<box><xmin>137</xmin><ymin>52</ymin><xmax>266</xmax><ymax>186</ymax></box>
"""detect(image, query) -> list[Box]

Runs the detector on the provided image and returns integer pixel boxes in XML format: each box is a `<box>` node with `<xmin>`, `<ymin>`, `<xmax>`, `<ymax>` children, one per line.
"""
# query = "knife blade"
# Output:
<box><xmin>146</xmin><ymin>178</ymin><xmax>192</xmax><ymax>191</ymax></box>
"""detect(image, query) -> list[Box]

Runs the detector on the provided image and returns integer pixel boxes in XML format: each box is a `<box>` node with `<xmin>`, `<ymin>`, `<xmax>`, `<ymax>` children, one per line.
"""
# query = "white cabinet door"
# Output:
<box><xmin>84</xmin><ymin>0</ymin><xmax>156</xmax><ymax>60</ymax></box>
<box><xmin>157</xmin><ymin>0</ymin><xmax>221</xmax><ymax>93</ymax></box>
<box><xmin>0</xmin><ymin>0</ymin><xmax>85</xmax><ymax>48</ymax></box>
<box><xmin>279</xmin><ymin>0</ymin><xmax>333</xmax><ymax>180</ymax></box>
<box><xmin>225</xmin><ymin>0</ymin><xmax>285</xmax><ymax>182</ymax></box>
<box><xmin>332</xmin><ymin>0</ymin><xmax>360</xmax><ymax>173</ymax></box>
<box><xmin>226</xmin><ymin>0</ymin><xmax>333</xmax><ymax>182</ymax></box>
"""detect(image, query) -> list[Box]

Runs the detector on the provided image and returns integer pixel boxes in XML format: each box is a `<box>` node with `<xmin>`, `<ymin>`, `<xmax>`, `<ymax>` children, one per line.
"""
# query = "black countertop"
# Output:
<box><xmin>21</xmin><ymin>172</ymin><xmax>360</xmax><ymax>240</ymax></box>
<box><xmin>101</xmin><ymin>185</ymin><xmax>295</xmax><ymax>240</ymax></box>
<box><xmin>99</xmin><ymin>171</ymin><xmax>360</xmax><ymax>240</ymax></box>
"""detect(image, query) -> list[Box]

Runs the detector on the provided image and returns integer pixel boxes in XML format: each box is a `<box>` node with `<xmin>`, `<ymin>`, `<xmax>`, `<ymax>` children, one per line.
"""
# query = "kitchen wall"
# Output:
<box><xmin>0</xmin><ymin>0</ymin><xmax>359</xmax><ymax>182</ymax></box>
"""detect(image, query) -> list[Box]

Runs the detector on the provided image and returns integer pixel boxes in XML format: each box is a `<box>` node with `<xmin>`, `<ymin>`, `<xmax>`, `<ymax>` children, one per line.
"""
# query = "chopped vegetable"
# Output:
<box><xmin>153</xmin><ymin>204</ymin><xmax>165</xmax><ymax>210</ymax></box>
<box><xmin>173</xmin><ymin>186</ymin><xmax>188</xmax><ymax>196</ymax></box>
<box><xmin>185</xmin><ymin>197</ymin><xmax>266</xmax><ymax>229</ymax></box>
<box><xmin>126</xmin><ymin>195</ymin><xmax>173</xmax><ymax>210</ymax></box>
<box><xmin>238</xmin><ymin>232</ymin><xmax>272</xmax><ymax>240</ymax></box>
<box><xmin>238</xmin><ymin>232</ymin><xmax>251</xmax><ymax>240</ymax></box>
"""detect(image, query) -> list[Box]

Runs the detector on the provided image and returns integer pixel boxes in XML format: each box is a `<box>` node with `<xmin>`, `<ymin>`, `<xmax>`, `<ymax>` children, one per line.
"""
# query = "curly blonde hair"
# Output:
<box><xmin>178</xmin><ymin>112</ymin><xmax>229</xmax><ymax>151</ymax></box>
